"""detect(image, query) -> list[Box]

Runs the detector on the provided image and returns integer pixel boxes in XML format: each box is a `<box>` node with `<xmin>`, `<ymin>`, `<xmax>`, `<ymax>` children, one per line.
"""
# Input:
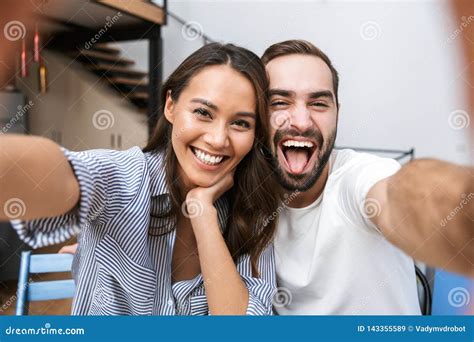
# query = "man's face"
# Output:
<box><xmin>266</xmin><ymin>54</ymin><xmax>338</xmax><ymax>191</ymax></box>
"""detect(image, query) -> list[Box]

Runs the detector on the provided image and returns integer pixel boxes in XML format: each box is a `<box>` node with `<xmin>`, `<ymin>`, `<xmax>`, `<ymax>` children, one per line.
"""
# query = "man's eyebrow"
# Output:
<box><xmin>269</xmin><ymin>89</ymin><xmax>335</xmax><ymax>104</ymax></box>
<box><xmin>268</xmin><ymin>89</ymin><xmax>294</xmax><ymax>98</ymax></box>
<box><xmin>190</xmin><ymin>98</ymin><xmax>218</xmax><ymax>110</ymax></box>
<box><xmin>308</xmin><ymin>90</ymin><xmax>335</xmax><ymax>103</ymax></box>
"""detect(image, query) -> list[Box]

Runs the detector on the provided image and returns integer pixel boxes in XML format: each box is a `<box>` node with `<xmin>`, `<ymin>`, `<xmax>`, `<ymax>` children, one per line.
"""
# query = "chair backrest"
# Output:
<box><xmin>16</xmin><ymin>251</ymin><xmax>75</xmax><ymax>315</ymax></box>
<box><xmin>415</xmin><ymin>265</ymin><xmax>432</xmax><ymax>315</ymax></box>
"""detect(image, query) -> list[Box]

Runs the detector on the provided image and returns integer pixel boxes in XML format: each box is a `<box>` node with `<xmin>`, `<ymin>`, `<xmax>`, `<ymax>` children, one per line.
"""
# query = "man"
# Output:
<box><xmin>262</xmin><ymin>40</ymin><xmax>473</xmax><ymax>314</ymax></box>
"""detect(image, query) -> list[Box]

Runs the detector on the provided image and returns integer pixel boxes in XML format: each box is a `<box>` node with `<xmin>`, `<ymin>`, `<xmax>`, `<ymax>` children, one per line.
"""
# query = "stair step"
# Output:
<box><xmin>91</xmin><ymin>44</ymin><xmax>122</xmax><ymax>55</ymax></box>
<box><xmin>76</xmin><ymin>49</ymin><xmax>135</xmax><ymax>65</ymax></box>
<box><xmin>109</xmin><ymin>77</ymin><xmax>149</xmax><ymax>87</ymax></box>
<box><xmin>127</xmin><ymin>92</ymin><xmax>149</xmax><ymax>100</ymax></box>
<box><xmin>89</xmin><ymin>63</ymin><xmax>147</xmax><ymax>78</ymax></box>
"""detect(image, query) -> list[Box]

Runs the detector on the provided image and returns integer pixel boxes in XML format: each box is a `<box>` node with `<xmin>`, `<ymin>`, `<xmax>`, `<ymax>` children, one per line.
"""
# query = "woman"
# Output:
<box><xmin>0</xmin><ymin>43</ymin><xmax>280</xmax><ymax>315</ymax></box>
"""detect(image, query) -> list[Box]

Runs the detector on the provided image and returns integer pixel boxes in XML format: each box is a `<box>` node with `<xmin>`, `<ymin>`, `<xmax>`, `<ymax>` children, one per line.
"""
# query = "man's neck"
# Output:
<box><xmin>285</xmin><ymin>163</ymin><xmax>330</xmax><ymax>209</ymax></box>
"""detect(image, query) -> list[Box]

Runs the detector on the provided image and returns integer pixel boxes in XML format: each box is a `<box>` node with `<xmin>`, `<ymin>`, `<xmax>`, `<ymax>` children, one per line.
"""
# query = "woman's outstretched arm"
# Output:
<box><xmin>0</xmin><ymin>134</ymin><xmax>79</xmax><ymax>221</ymax></box>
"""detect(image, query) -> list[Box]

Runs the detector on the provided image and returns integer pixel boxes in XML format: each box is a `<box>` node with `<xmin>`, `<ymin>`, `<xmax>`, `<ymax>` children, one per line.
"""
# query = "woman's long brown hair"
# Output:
<box><xmin>143</xmin><ymin>43</ymin><xmax>280</xmax><ymax>276</ymax></box>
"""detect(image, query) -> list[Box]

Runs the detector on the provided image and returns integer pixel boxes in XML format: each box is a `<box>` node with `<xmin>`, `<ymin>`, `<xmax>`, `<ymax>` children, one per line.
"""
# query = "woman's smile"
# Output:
<box><xmin>190</xmin><ymin>146</ymin><xmax>230</xmax><ymax>171</ymax></box>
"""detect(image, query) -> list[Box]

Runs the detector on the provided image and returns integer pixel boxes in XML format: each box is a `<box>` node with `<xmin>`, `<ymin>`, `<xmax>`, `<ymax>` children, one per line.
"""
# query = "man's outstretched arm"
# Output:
<box><xmin>367</xmin><ymin>159</ymin><xmax>473</xmax><ymax>277</ymax></box>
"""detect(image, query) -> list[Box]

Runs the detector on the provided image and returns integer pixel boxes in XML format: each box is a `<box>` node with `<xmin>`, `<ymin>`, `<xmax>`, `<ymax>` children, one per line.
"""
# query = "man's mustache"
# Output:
<box><xmin>273</xmin><ymin>129</ymin><xmax>324</xmax><ymax>149</ymax></box>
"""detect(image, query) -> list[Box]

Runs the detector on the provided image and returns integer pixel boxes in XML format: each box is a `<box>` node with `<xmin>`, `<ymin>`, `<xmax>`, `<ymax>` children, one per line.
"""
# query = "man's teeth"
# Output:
<box><xmin>193</xmin><ymin>148</ymin><xmax>224</xmax><ymax>165</ymax></box>
<box><xmin>282</xmin><ymin>140</ymin><xmax>314</xmax><ymax>148</ymax></box>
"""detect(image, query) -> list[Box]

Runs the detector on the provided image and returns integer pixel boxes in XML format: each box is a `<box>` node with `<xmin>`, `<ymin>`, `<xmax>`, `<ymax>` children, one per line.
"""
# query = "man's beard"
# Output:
<box><xmin>272</xmin><ymin>128</ymin><xmax>337</xmax><ymax>192</ymax></box>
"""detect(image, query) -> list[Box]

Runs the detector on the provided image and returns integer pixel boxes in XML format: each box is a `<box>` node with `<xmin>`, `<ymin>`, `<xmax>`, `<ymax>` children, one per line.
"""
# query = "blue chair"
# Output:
<box><xmin>16</xmin><ymin>251</ymin><xmax>75</xmax><ymax>315</ymax></box>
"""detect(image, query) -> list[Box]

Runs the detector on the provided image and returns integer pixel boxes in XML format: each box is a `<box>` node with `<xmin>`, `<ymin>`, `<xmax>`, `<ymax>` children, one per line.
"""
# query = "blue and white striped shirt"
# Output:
<box><xmin>11</xmin><ymin>146</ymin><xmax>276</xmax><ymax>315</ymax></box>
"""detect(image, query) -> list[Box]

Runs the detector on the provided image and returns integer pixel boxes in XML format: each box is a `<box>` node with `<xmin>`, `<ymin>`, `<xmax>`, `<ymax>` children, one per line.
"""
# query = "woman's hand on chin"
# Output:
<box><xmin>185</xmin><ymin>170</ymin><xmax>235</xmax><ymax>208</ymax></box>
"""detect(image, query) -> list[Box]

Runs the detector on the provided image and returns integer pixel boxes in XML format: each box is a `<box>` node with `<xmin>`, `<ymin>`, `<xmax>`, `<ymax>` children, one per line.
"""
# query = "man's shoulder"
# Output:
<box><xmin>331</xmin><ymin>149</ymin><xmax>400</xmax><ymax>177</ymax></box>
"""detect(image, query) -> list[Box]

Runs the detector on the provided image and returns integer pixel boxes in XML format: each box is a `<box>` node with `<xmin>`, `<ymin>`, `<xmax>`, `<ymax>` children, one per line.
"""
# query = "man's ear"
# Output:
<box><xmin>164</xmin><ymin>90</ymin><xmax>175</xmax><ymax>124</ymax></box>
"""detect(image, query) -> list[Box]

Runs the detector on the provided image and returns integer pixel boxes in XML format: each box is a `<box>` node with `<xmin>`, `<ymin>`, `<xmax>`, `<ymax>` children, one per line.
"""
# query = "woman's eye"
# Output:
<box><xmin>193</xmin><ymin>107</ymin><xmax>211</xmax><ymax>118</ymax></box>
<box><xmin>271</xmin><ymin>101</ymin><xmax>287</xmax><ymax>107</ymax></box>
<box><xmin>233</xmin><ymin>120</ymin><xmax>251</xmax><ymax>129</ymax></box>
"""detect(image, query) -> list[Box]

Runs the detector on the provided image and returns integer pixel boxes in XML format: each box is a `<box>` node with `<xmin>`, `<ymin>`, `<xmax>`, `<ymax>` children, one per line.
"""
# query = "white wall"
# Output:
<box><xmin>119</xmin><ymin>0</ymin><xmax>471</xmax><ymax>164</ymax></box>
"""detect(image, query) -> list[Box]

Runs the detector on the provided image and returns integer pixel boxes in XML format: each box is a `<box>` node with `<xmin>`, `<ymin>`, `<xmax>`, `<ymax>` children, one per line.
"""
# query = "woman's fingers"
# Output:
<box><xmin>58</xmin><ymin>243</ymin><xmax>78</xmax><ymax>254</ymax></box>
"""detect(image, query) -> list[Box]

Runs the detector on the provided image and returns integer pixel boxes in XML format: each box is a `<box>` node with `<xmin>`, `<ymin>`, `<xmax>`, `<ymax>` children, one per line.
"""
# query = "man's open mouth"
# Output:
<box><xmin>277</xmin><ymin>138</ymin><xmax>318</xmax><ymax>175</ymax></box>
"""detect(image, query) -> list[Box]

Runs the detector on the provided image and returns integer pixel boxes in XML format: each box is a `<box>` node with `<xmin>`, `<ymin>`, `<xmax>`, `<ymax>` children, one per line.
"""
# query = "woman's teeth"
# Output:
<box><xmin>192</xmin><ymin>148</ymin><xmax>225</xmax><ymax>165</ymax></box>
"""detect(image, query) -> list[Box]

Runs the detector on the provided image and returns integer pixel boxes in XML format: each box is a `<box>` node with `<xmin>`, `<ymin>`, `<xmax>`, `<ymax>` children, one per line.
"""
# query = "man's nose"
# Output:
<box><xmin>289</xmin><ymin>104</ymin><xmax>313</xmax><ymax>132</ymax></box>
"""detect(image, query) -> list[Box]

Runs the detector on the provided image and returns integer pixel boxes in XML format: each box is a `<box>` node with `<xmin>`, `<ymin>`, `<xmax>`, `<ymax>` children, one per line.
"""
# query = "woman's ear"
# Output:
<box><xmin>164</xmin><ymin>90</ymin><xmax>175</xmax><ymax>124</ymax></box>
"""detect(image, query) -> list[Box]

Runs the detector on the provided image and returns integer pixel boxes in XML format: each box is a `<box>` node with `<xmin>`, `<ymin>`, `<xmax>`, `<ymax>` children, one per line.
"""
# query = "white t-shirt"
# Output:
<box><xmin>274</xmin><ymin>149</ymin><xmax>421</xmax><ymax>315</ymax></box>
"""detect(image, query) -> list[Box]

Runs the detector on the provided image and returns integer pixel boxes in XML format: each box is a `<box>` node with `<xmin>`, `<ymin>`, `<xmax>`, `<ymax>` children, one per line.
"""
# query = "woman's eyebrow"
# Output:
<box><xmin>235</xmin><ymin>112</ymin><xmax>256</xmax><ymax>119</ymax></box>
<box><xmin>191</xmin><ymin>98</ymin><xmax>255</xmax><ymax>119</ymax></box>
<box><xmin>191</xmin><ymin>98</ymin><xmax>218</xmax><ymax>110</ymax></box>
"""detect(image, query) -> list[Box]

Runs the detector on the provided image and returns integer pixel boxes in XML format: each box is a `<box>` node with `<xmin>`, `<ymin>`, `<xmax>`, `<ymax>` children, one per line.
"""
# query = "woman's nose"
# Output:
<box><xmin>203</xmin><ymin>125</ymin><xmax>230</xmax><ymax>149</ymax></box>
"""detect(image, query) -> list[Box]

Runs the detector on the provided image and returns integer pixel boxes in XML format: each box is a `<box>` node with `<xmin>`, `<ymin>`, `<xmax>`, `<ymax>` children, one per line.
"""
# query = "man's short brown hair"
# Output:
<box><xmin>261</xmin><ymin>39</ymin><xmax>340</xmax><ymax>108</ymax></box>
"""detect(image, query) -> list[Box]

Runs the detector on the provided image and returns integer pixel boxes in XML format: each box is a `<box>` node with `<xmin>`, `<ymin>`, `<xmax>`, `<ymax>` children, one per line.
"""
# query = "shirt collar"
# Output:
<box><xmin>145</xmin><ymin>148</ymin><xmax>170</xmax><ymax>197</ymax></box>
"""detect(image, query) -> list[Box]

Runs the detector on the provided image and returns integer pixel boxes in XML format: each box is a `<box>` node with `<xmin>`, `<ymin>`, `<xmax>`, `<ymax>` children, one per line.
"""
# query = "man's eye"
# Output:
<box><xmin>312</xmin><ymin>102</ymin><xmax>328</xmax><ymax>108</ymax></box>
<box><xmin>233</xmin><ymin>120</ymin><xmax>251</xmax><ymax>129</ymax></box>
<box><xmin>193</xmin><ymin>108</ymin><xmax>211</xmax><ymax>118</ymax></box>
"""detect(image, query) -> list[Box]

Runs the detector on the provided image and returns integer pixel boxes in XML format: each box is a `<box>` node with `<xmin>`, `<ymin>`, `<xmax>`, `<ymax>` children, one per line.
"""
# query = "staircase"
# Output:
<box><xmin>73</xmin><ymin>43</ymin><xmax>149</xmax><ymax>111</ymax></box>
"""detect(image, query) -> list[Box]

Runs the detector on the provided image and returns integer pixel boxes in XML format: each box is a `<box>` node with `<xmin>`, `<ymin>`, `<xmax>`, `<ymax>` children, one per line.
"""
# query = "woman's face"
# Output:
<box><xmin>164</xmin><ymin>64</ymin><xmax>257</xmax><ymax>190</ymax></box>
